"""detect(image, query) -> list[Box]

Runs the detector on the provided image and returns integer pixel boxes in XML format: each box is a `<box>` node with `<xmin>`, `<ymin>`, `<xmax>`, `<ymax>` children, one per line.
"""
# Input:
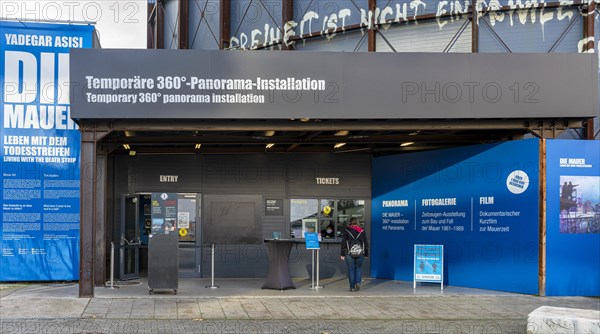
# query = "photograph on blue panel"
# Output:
<box><xmin>151</xmin><ymin>218</ymin><xmax>165</xmax><ymax>234</ymax></box>
<box><xmin>559</xmin><ymin>176</ymin><xmax>600</xmax><ymax>234</ymax></box>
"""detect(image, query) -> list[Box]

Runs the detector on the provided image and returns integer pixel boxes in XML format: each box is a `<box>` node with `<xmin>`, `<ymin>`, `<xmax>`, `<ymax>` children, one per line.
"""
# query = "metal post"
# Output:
<box><xmin>315</xmin><ymin>249</ymin><xmax>322</xmax><ymax>289</ymax></box>
<box><xmin>109</xmin><ymin>242</ymin><xmax>114</xmax><ymax>289</ymax></box>
<box><xmin>206</xmin><ymin>243</ymin><xmax>219</xmax><ymax>288</ymax></box>
<box><xmin>311</xmin><ymin>249</ymin><xmax>315</xmax><ymax>289</ymax></box>
<box><xmin>310</xmin><ymin>249</ymin><xmax>323</xmax><ymax>290</ymax></box>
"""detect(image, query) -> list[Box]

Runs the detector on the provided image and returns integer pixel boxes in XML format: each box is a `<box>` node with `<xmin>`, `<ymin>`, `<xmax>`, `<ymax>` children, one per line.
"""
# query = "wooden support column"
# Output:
<box><xmin>368</xmin><ymin>0</ymin><xmax>376</xmax><ymax>52</ymax></box>
<box><xmin>584</xmin><ymin>0</ymin><xmax>595</xmax><ymax>52</ymax></box>
<box><xmin>471</xmin><ymin>0</ymin><xmax>478</xmax><ymax>52</ymax></box>
<box><xmin>220</xmin><ymin>0</ymin><xmax>231</xmax><ymax>49</ymax></box>
<box><xmin>584</xmin><ymin>1</ymin><xmax>595</xmax><ymax>139</ymax></box>
<box><xmin>79</xmin><ymin>129</ymin><xmax>96</xmax><ymax>297</ymax></box>
<box><xmin>147</xmin><ymin>2</ymin><xmax>155</xmax><ymax>48</ymax></box>
<box><xmin>179</xmin><ymin>0</ymin><xmax>189</xmax><ymax>49</ymax></box>
<box><xmin>156</xmin><ymin>0</ymin><xmax>165</xmax><ymax>49</ymax></box>
<box><xmin>79</xmin><ymin>126</ymin><xmax>110</xmax><ymax>297</ymax></box>
<box><xmin>93</xmin><ymin>153</ymin><xmax>107</xmax><ymax>287</ymax></box>
<box><xmin>585</xmin><ymin>118</ymin><xmax>595</xmax><ymax>139</ymax></box>
<box><xmin>282</xmin><ymin>0</ymin><xmax>294</xmax><ymax>50</ymax></box>
<box><xmin>538</xmin><ymin>139</ymin><xmax>547</xmax><ymax>297</ymax></box>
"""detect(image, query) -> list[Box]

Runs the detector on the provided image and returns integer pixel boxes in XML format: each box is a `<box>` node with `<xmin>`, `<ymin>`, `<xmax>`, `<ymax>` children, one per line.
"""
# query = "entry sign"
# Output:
<box><xmin>305</xmin><ymin>233</ymin><xmax>320</xmax><ymax>250</ymax></box>
<box><xmin>414</xmin><ymin>244</ymin><xmax>444</xmax><ymax>290</ymax></box>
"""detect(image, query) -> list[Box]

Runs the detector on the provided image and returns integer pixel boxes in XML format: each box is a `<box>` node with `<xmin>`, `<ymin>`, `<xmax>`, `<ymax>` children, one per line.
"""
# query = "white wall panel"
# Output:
<box><xmin>376</xmin><ymin>18</ymin><xmax>471</xmax><ymax>52</ymax></box>
<box><xmin>479</xmin><ymin>8</ymin><xmax>582</xmax><ymax>53</ymax></box>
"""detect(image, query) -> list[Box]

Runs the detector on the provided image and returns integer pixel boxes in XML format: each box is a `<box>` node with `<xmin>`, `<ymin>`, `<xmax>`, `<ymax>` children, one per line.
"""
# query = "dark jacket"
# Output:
<box><xmin>341</xmin><ymin>226</ymin><xmax>369</xmax><ymax>257</ymax></box>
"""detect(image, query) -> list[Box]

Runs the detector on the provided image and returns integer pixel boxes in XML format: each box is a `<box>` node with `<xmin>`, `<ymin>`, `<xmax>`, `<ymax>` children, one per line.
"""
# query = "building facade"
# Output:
<box><xmin>1</xmin><ymin>1</ymin><xmax>598</xmax><ymax>298</ymax></box>
<box><xmin>70</xmin><ymin>0</ymin><xmax>598</xmax><ymax>297</ymax></box>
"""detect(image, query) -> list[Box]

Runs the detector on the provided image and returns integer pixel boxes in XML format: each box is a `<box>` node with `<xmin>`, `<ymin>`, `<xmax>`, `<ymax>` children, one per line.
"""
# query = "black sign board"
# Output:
<box><xmin>265</xmin><ymin>198</ymin><xmax>283</xmax><ymax>216</ymax></box>
<box><xmin>71</xmin><ymin>50</ymin><xmax>598</xmax><ymax>120</ymax></box>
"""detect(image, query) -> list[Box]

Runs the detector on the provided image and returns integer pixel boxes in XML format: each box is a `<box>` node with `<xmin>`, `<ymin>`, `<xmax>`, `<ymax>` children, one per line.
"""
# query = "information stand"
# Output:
<box><xmin>148</xmin><ymin>193</ymin><xmax>179</xmax><ymax>295</ymax></box>
<box><xmin>413</xmin><ymin>244</ymin><xmax>444</xmax><ymax>291</ymax></box>
<box><xmin>305</xmin><ymin>233</ymin><xmax>322</xmax><ymax>289</ymax></box>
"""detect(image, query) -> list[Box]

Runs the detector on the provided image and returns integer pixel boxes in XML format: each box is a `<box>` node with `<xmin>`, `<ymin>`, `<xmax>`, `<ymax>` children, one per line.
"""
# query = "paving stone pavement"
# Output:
<box><xmin>1</xmin><ymin>281</ymin><xmax>598</xmax><ymax>333</ymax></box>
<box><xmin>1</xmin><ymin>319</ymin><xmax>526</xmax><ymax>334</ymax></box>
<box><xmin>2</xmin><ymin>295</ymin><xmax>599</xmax><ymax>334</ymax></box>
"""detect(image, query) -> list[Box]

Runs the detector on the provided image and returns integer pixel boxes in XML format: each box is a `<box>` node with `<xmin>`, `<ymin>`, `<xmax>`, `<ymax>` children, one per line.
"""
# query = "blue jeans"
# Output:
<box><xmin>345</xmin><ymin>255</ymin><xmax>364</xmax><ymax>289</ymax></box>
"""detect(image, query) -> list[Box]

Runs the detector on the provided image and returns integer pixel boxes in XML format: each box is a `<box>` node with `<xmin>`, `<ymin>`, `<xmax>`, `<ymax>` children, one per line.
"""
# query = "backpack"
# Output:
<box><xmin>346</xmin><ymin>231</ymin><xmax>364</xmax><ymax>258</ymax></box>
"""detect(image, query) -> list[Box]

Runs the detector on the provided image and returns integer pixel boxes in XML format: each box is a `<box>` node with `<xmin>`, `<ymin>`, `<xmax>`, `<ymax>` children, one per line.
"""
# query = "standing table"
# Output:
<box><xmin>262</xmin><ymin>239</ymin><xmax>296</xmax><ymax>290</ymax></box>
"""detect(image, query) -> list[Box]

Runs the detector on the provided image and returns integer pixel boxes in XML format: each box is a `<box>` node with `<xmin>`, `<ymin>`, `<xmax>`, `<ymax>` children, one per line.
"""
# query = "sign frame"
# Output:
<box><xmin>305</xmin><ymin>232</ymin><xmax>320</xmax><ymax>250</ymax></box>
<box><xmin>413</xmin><ymin>244</ymin><xmax>444</xmax><ymax>290</ymax></box>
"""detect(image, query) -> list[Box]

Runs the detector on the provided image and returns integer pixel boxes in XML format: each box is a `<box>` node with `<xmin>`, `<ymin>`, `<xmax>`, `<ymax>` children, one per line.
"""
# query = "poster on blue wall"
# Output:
<box><xmin>1</xmin><ymin>21</ymin><xmax>94</xmax><ymax>281</ymax></box>
<box><xmin>372</xmin><ymin>138</ymin><xmax>540</xmax><ymax>294</ymax></box>
<box><xmin>414</xmin><ymin>244</ymin><xmax>443</xmax><ymax>289</ymax></box>
<box><xmin>546</xmin><ymin>139</ymin><xmax>600</xmax><ymax>296</ymax></box>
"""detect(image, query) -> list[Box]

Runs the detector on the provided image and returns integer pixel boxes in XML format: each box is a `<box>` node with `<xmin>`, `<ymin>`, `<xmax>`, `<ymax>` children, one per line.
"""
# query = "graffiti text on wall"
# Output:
<box><xmin>229</xmin><ymin>0</ymin><xmax>590</xmax><ymax>50</ymax></box>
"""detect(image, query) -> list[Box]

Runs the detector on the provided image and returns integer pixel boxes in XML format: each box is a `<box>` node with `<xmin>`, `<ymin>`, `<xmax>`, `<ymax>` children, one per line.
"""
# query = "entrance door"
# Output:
<box><xmin>177</xmin><ymin>193</ymin><xmax>202</xmax><ymax>278</ymax></box>
<box><xmin>120</xmin><ymin>194</ymin><xmax>141</xmax><ymax>280</ymax></box>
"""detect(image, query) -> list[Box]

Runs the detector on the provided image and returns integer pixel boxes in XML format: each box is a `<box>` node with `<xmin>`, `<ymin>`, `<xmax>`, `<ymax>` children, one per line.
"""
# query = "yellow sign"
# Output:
<box><xmin>179</xmin><ymin>228</ymin><xmax>188</xmax><ymax>237</ymax></box>
<box><xmin>323</xmin><ymin>206</ymin><xmax>331</xmax><ymax>215</ymax></box>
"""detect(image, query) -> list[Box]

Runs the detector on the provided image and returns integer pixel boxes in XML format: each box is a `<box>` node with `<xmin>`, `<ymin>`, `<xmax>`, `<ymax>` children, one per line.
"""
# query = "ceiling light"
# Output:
<box><xmin>409</xmin><ymin>131</ymin><xmax>420</xmax><ymax>136</ymax></box>
<box><xmin>194</xmin><ymin>144</ymin><xmax>202</xmax><ymax>149</ymax></box>
<box><xmin>265</xmin><ymin>143</ymin><xmax>275</xmax><ymax>149</ymax></box>
<box><xmin>400</xmin><ymin>142</ymin><xmax>415</xmax><ymax>147</ymax></box>
<box><xmin>264</xmin><ymin>130</ymin><xmax>276</xmax><ymax>137</ymax></box>
<box><xmin>123</xmin><ymin>144</ymin><xmax>130</xmax><ymax>150</ymax></box>
<box><xmin>128</xmin><ymin>150</ymin><xmax>137</xmax><ymax>156</ymax></box>
<box><xmin>334</xmin><ymin>143</ymin><xmax>346</xmax><ymax>149</ymax></box>
<box><xmin>300</xmin><ymin>118</ymin><xmax>310</xmax><ymax>122</ymax></box>
<box><xmin>334</xmin><ymin>130</ymin><xmax>349</xmax><ymax>136</ymax></box>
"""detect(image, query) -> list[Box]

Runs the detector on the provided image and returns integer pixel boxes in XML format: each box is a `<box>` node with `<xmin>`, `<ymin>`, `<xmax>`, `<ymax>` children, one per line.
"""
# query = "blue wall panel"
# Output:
<box><xmin>1</xmin><ymin>22</ymin><xmax>94</xmax><ymax>281</ymax></box>
<box><xmin>371</xmin><ymin>139</ymin><xmax>540</xmax><ymax>294</ymax></box>
<box><xmin>546</xmin><ymin>140</ymin><xmax>600</xmax><ymax>296</ymax></box>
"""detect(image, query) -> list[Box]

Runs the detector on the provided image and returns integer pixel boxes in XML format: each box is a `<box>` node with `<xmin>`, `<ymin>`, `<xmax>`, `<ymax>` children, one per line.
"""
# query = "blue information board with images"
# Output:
<box><xmin>0</xmin><ymin>22</ymin><xmax>94</xmax><ymax>281</ymax></box>
<box><xmin>371</xmin><ymin>139</ymin><xmax>540</xmax><ymax>294</ymax></box>
<box><xmin>414</xmin><ymin>244</ymin><xmax>443</xmax><ymax>289</ymax></box>
<box><xmin>545</xmin><ymin>139</ymin><xmax>600</xmax><ymax>296</ymax></box>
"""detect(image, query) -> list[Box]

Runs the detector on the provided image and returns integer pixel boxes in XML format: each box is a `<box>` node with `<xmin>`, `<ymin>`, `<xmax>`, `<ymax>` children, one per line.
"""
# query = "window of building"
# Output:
<box><xmin>290</xmin><ymin>198</ymin><xmax>365</xmax><ymax>239</ymax></box>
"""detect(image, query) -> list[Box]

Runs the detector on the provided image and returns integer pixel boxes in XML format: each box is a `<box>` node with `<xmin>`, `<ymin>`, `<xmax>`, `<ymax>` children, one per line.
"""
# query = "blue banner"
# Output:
<box><xmin>1</xmin><ymin>22</ymin><xmax>94</xmax><ymax>281</ymax></box>
<box><xmin>371</xmin><ymin>139</ymin><xmax>540</xmax><ymax>294</ymax></box>
<box><xmin>546</xmin><ymin>139</ymin><xmax>600</xmax><ymax>296</ymax></box>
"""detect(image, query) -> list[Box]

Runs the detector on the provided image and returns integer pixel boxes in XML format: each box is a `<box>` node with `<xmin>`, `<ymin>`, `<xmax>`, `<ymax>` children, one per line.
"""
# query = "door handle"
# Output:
<box><xmin>121</xmin><ymin>237</ymin><xmax>140</xmax><ymax>246</ymax></box>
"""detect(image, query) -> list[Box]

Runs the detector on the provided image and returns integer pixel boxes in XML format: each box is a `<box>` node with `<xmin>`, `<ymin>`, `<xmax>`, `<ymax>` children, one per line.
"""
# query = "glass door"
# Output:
<box><xmin>177</xmin><ymin>193</ymin><xmax>202</xmax><ymax>278</ymax></box>
<box><xmin>120</xmin><ymin>194</ymin><xmax>141</xmax><ymax>280</ymax></box>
